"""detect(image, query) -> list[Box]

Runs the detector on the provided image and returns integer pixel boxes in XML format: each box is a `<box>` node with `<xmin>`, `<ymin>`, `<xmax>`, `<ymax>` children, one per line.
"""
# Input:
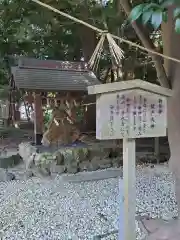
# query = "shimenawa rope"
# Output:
<box><xmin>31</xmin><ymin>0</ymin><xmax>180</xmax><ymax>65</ymax></box>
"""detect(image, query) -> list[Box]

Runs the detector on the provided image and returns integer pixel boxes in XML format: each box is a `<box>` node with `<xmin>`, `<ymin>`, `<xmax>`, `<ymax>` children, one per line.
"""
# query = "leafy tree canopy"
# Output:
<box><xmin>0</xmin><ymin>0</ymin><xmax>126</xmax><ymax>84</ymax></box>
<box><xmin>129</xmin><ymin>0</ymin><xmax>180</xmax><ymax>32</ymax></box>
<box><xmin>0</xmin><ymin>0</ymin><xmax>158</xmax><ymax>86</ymax></box>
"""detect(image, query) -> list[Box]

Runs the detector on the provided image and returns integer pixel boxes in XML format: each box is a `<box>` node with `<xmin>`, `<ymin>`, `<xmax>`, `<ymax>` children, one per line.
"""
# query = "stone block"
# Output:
<box><xmin>37</xmin><ymin>167</ymin><xmax>51</xmax><ymax>177</ymax></box>
<box><xmin>88</xmin><ymin>147</ymin><xmax>110</xmax><ymax>159</ymax></box>
<box><xmin>112</xmin><ymin>161</ymin><xmax>120</xmax><ymax>168</ymax></box>
<box><xmin>79</xmin><ymin>161</ymin><xmax>91</xmax><ymax>171</ymax></box>
<box><xmin>58</xmin><ymin>147</ymin><xmax>89</xmax><ymax>165</ymax></box>
<box><xmin>34</xmin><ymin>152</ymin><xmax>55</xmax><ymax>168</ymax></box>
<box><xmin>0</xmin><ymin>169</ymin><xmax>16</xmax><ymax>182</ymax></box>
<box><xmin>72</xmin><ymin>147</ymin><xmax>89</xmax><ymax>163</ymax></box>
<box><xmin>98</xmin><ymin>158</ymin><xmax>112</xmax><ymax>170</ymax></box>
<box><xmin>111</xmin><ymin>157</ymin><xmax>123</xmax><ymax>168</ymax></box>
<box><xmin>99</xmin><ymin>163</ymin><xmax>112</xmax><ymax>170</ymax></box>
<box><xmin>61</xmin><ymin>149</ymin><xmax>75</xmax><ymax>164</ymax></box>
<box><xmin>30</xmin><ymin>167</ymin><xmax>51</xmax><ymax>178</ymax></box>
<box><xmin>24</xmin><ymin>170</ymin><xmax>34</xmax><ymax>179</ymax></box>
<box><xmin>54</xmin><ymin>151</ymin><xmax>64</xmax><ymax>165</ymax></box>
<box><xmin>91</xmin><ymin>157</ymin><xmax>112</xmax><ymax>170</ymax></box>
<box><xmin>0</xmin><ymin>154</ymin><xmax>22</xmax><ymax>168</ymax></box>
<box><xmin>50</xmin><ymin>163</ymin><xmax>66</xmax><ymax>174</ymax></box>
<box><xmin>91</xmin><ymin>156</ymin><xmax>102</xmax><ymax>163</ymax></box>
<box><xmin>19</xmin><ymin>142</ymin><xmax>36</xmax><ymax>161</ymax></box>
<box><xmin>66</xmin><ymin>165</ymin><xmax>78</xmax><ymax>174</ymax></box>
<box><xmin>89</xmin><ymin>162</ymin><xmax>99</xmax><ymax>171</ymax></box>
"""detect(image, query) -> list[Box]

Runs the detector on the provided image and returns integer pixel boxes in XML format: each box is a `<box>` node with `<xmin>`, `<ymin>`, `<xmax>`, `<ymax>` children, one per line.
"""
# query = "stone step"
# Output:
<box><xmin>62</xmin><ymin>168</ymin><xmax>123</xmax><ymax>183</ymax></box>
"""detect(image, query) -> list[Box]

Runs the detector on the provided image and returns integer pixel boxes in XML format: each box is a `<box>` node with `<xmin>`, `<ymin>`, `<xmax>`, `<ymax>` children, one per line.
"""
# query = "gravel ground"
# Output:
<box><xmin>0</xmin><ymin>166</ymin><xmax>177</xmax><ymax>240</ymax></box>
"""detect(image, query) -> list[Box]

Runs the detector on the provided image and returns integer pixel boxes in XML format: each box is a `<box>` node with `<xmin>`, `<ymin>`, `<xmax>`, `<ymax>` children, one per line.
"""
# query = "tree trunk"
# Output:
<box><xmin>77</xmin><ymin>2</ymin><xmax>98</xmax><ymax>131</ymax></box>
<box><xmin>78</xmin><ymin>1</ymin><xmax>97</xmax><ymax>62</ymax></box>
<box><xmin>168</xmin><ymin>81</ymin><xmax>180</xmax><ymax>216</ymax></box>
<box><xmin>119</xmin><ymin>0</ymin><xmax>180</xmax><ymax>218</ymax></box>
<box><xmin>79</xmin><ymin>25</ymin><xmax>97</xmax><ymax>61</ymax></box>
<box><xmin>119</xmin><ymin>0</ymin><xmax>170</xmax><ymax>88</ymax></box>
<box><xmin>162</xmin><ymin>6</ymin><xmax>180</xmax><ymax>217</ymax></box>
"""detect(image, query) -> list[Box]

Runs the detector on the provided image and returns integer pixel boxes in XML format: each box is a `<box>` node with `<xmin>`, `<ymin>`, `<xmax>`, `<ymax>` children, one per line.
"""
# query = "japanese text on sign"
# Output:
<box><xmin>96</xmin><ymin>90</ymin><xmax>167</xmax><ymax>139</ymax></box>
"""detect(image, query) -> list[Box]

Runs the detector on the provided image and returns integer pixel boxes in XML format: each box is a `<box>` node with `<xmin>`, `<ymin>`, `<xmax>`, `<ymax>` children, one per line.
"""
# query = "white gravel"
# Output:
<box><xmin>0</xmin><ymin>166</ymin><xmax>178</xmax><ymax>240</ymax></box>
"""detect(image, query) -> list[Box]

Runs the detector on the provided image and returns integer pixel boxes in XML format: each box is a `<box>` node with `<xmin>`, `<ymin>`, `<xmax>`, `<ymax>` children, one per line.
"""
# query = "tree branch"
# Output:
<box><xmin>119</xmin><ymin>0</ymin><xmax>170</xmax><ymax>89</ymax></box>
<box><xmin>78</xmin><ymin>0</ymin><xmax>98</xmax><ymax>62</ymax></box>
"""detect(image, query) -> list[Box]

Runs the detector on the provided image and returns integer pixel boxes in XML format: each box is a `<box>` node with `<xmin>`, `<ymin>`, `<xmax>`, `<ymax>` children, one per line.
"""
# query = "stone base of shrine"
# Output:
<box><xmin>18</xmin><ymin>142</ymin><xmax>122</xmax><ymax>177</ymax></box>
<box><xmin>18</xmin><ymin>141</ymin><xmax>169</xmax><ymax>177</ymax></box>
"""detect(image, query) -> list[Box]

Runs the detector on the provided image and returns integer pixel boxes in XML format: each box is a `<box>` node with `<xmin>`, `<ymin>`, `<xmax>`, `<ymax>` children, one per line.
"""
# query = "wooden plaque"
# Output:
<box><xmin>96</xmin><ymin>89</ymin><xmax>167</xmax><ymax>139</ymax></box>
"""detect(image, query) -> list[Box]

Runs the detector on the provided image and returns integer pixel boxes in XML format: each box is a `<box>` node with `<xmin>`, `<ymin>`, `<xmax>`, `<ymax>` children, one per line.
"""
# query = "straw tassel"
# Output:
<box><xmin>88</xmin><ymin>33</ymin><xmax>124</xmax><ymax>71</ymax></box>
<box><xmin>88</xmin><ymin>33</ymin><xmax>106</xmax><ymax>71</ymax></box>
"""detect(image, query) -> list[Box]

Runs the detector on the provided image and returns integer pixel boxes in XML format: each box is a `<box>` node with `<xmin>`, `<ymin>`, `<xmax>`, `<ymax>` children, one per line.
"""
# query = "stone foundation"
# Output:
<box><xmin>18</xmin><ymin>142</ymin><xmax>168</xmax><ymax>177</ymax></box>
<box><xmin>18</xmin><ymin>142</ymin><xmax>122</xmax><ymax>177</ymax></box>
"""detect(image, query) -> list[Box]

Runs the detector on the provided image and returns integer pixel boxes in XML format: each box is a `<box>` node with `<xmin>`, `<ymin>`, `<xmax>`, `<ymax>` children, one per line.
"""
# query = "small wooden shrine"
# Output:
<box><xmin>11</xmin><ymin>57</ymin><xmax>101</xmax><ymax>145</ymax></box>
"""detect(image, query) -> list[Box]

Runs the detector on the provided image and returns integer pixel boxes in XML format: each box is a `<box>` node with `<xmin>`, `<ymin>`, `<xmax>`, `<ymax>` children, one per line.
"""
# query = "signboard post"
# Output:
<box><xmin>88</xmin><ymin>80</ymin><xmax>172</xmax><ymax>240</ymax></box>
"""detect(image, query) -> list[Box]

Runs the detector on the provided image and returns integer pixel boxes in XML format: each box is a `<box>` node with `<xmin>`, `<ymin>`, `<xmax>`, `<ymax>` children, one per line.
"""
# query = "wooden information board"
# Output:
<box><xmin>96</xmin><ymin>89</ymin><xmax>167</xmax><ymax>140</ymax></box>
<box><xmin>88</xmin><ymin>80</ymin><xmax>172</xmax><ymax>240</ymax></box>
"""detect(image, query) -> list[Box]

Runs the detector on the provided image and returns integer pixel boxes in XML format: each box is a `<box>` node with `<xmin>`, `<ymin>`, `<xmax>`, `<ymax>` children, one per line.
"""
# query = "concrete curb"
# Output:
<box><xmin>62</xmin><ymin>168</ymin><xmax>123</xmax><ymax>182</ymax></box>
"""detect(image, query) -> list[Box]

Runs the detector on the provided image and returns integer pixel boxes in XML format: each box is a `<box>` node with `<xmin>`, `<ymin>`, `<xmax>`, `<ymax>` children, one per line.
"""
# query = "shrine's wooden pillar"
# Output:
<box><xmin>34</xmin><ymin>92</ymin><xmax>44</xmax><ymax>145</ymax></box>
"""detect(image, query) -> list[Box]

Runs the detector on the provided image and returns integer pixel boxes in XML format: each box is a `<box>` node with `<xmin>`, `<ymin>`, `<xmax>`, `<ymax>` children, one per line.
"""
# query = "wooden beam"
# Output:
<box><xmin>34</xmin><ymin>93</ymin><xmax>44</xmax><ymax>145</ymax></box>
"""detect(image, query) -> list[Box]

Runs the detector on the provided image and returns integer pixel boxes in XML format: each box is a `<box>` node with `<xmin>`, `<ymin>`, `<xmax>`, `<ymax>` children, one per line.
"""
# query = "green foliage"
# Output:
<box><xmin>0</xmin><ymin>0</ymin><xmax>127</xmax><ymax>84</ymax></box>
<box><xmin>129</xmin><ymin>4</ymin><xmax>146</xmax><ymax>21</ymax></box>
<box><xmin>43</xmin><ymin>109</ymin><xmax>52</xmax><ymax>129</ymax></box>
<box><xmin>75</xmin><ymin>106</ymin><xmax>85</xmax><ymax>123</ymax></box>
<box><xmin>173</xmin><ymin>7</ymin><xmax>180</xmax><ymax>18</ymax></box>
<box><xmin>175</xmin><ymin>18</ymin><xmax>180</xmax><ymax>33</ymax></box>
<box><xmin>0</xmin><ymin>0</ymin><xmax>159</xmax><ymax>86</ymax></box>
<box><xmin>130</xmin><ymin>0</ymin><xmax>180</xmax><ymax>32</ymax></box>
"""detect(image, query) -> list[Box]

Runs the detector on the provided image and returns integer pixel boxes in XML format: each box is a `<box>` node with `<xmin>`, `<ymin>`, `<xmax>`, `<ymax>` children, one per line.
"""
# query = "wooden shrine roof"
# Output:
<box><xmin>11</xmin><ymin>57</ymin><xmax>100</xmax><ymax>92</ymax></box>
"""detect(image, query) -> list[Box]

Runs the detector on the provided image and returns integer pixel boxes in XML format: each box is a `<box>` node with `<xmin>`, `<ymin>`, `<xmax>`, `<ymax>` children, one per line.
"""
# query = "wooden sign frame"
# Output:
<box><xmin>88</xmin><ymin>80</ymin><xmax>172</xmax><ymax>240</ymax></box>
